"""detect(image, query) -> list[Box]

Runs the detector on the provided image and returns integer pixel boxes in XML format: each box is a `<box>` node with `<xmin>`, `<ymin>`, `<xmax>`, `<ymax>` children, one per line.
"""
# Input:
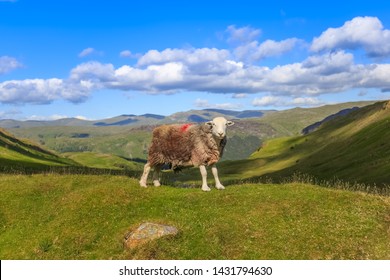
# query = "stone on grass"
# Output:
<box><xmin>124</xmin><ymin>222</ymin><xmax>178</xmax><ymax>249</ymax></box>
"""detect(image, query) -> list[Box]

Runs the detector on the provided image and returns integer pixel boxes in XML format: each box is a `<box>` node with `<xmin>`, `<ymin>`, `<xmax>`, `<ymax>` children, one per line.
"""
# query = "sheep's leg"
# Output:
<box><xmin>211</xmin><ymin>164</ymin><xmax>225</xmax><ymax>190</ymax></box>
<box><xmin>139</xmin><ymin>162</ymin><xmax>151</xmax><ymax>188</ymax></box>
<box><xmin>152</xmin><ymin>165</ymin><xmax>161</xmax><ymax>187</ymax></box>
<box><xmin>199</xmin><ymin>165</ymin><xmax>211</xmax><ymax>192</ymax></box>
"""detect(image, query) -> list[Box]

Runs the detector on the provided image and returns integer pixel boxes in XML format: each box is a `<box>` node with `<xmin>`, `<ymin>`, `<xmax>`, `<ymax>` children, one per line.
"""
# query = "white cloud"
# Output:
<box><xmin>234</xmin><ymin>38</ymin><xmax>301</xmax><ymax>62</ymax></box>
<box><xmin>252</xmin><ymin>96</ymin><xmax>283</xmax><ymax>107</ymax></box>
<box><xmin>120</xmin><ymin>50</ymin><xmax>132</xmax><ymax>57</ymax></box>
<box><xmin>75</xmin><ymin>115</ymin><xmax>89</xmax><ymax>120</ymax></box>
<box><xmin>0</xmin><ymin>56</ymin><xmax>23</xmax><ymax>74</ymax></box>
<box><xmin>70</xmin><ymin>61</ymin><xmax>115</xmax><ymax>82</ymax></box>
<box><xmin>3</xmin><ymin>20</ymin><xmax>390</xmax><ymax>106</ymax></box>
<box><xmin>137</xmin><ymin>48</ymin><xmax>234</xmax><ymax>76</ymax></box>
<box><xmin>0</xmin><ymin>78</ymin><xmax>92</xmax><ymax>104</ymax></box>
<box><xmin>25</xmin><ymin>114</ymin><xmax>90</xmax><ymax>121</ymax></box>
<box><xmin>291</xmin><ymin>97</ymin><xmax>324</xmax><ymax>106</ymax></box>
<box><xmin>4</xmin><ymin>49</ymin><xmax>390</xmax><ymax>105</ymax></box>
<box><xmin>214</xmin><ymin>103</ymin><xmax>242</xmax><ymax>110</ymax></box>
<box><xmin>311</xmin><ymin>16</ymin><xmax>390</xmax><ymax>57</ymax></box>
<box><xmin>27</xmin><ymin>114</ymin><xmax>69</xmax><ymax>121</ymax></box>
<box><xmin>194</xmin><ymin>98</ymin><xmax>211</xmax><ymax>107</ymax></box>
<box><xmin>232</xmin><ymin>93</ymin><xmax>247</xmax><ymax>99</ymax></box>
<box><xmin>252</xmin><ymin>95</ymin><xmax>324</xmax><ymax>107</ymax></box>
<box><xmin>226</xmin><ymin>25</ymin><xmax>261</xmax><ymax>43</ymax></box>
<box><xmin>194</xmin><ymin>98</ymin><xmax>241</xmax><ymax>110</ymax></box>
<box><xmin>78</xmin><ymin>47</ymin><xmax>103</xmax><ymax>58</ymax></box>
<box><xmin>119</xmin><ymin>50</ymin><xmax>141</xmax><ymax>58</ymax></box>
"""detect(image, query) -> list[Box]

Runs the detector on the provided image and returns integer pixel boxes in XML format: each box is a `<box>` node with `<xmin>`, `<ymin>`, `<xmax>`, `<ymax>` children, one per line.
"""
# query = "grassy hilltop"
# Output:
<box><xmin>0</xmin><ymin>175</ymin><xmax>389</xmax><ymax>260</ymax></box>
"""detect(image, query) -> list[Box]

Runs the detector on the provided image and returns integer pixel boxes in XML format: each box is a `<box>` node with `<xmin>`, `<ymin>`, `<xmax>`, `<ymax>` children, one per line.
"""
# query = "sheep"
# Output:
<box><xmin>139</xmin><ymin>117</ymin><xmax>234</xmax><ymax>191</ymax></box>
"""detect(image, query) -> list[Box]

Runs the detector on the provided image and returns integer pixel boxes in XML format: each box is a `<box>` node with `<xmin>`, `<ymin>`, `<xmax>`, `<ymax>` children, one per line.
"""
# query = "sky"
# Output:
<box><xmin>1</xmin><ymin>0</ymin><xmax>390</xmax><ymax>120</ymax></box>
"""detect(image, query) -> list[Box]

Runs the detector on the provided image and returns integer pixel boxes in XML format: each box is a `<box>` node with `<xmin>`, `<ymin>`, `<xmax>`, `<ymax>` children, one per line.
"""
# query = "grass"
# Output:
<box><xmin>62</xmin><ymin>152</ymin><xmax>143</xmax><ymax>170</ymax></box>
<box><xmin>0</xmin><ymin>174</ymin><xmax>389</xmax><ymax>260</ymax></box>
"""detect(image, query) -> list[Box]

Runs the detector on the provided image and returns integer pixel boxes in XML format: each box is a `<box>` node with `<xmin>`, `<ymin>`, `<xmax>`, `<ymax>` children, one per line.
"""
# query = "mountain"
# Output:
<box><xmin>0</xmin><ymin>109</ymin><xmax>270</xmax><ymax>129</ymax></box>
<box><xmin>219</xmin><ymin>100</ymin><xmax>390</xmax><ymax>188</ymax></box>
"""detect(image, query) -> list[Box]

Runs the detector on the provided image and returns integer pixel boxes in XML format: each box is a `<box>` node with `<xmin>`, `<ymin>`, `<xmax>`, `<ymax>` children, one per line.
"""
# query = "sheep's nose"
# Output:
<box><xmin>218</xmin><ymin>132</ymin><xmax>224</xmax><ymax>137</ymax></box>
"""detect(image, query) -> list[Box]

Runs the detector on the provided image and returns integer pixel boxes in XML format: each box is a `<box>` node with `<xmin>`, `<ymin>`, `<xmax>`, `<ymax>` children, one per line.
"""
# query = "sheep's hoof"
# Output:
<box><xmin>202</xmin><ymin>186</ymin><xmax>211</xmax><ymax>192</ymax></box>
<box><xmin>139</xmin><ymin>181</ymin><xmax>148</xmax><ymax>188</ymax></box>
<box><xmin>153</xmin><ymin>180</ymin><xmax>161</xmax><ymax>187</ymax></box>
<box><xmin>216</xmin><ymin>184</ymin><xmax>225</xmax><ymax>190</ymax></box>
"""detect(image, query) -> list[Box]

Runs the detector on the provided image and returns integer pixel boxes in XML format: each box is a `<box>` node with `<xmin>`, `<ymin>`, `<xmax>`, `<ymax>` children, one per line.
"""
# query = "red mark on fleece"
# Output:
<box><xmin>180</xmin><ymin>123</ymin><xmax>193</xmax><ymax>132</ymax></box>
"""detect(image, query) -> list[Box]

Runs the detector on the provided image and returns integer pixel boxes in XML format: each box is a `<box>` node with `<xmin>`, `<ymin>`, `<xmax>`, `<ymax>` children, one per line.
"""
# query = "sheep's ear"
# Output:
<box><xmin>206</xmin><ymin>121</ymin><xmax>214</xmax><ymax>128</ymax></box>
<box><xmin>227</xmin><ymin>121</ymin><xmax>234</xmax><ymax>126</ymax></box>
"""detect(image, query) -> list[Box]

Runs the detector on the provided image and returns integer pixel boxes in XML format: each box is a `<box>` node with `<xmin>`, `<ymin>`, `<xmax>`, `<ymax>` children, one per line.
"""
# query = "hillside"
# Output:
<box><xmin>218</xmin><ymin>101</ymin><xmax>390</xmax><ymax>190</ymax></box>
<box><xmin>0</xmin><ymin>174</ymin><xmax>389</xmax><ymax>259</ymax></box>
<box><xmin>254</xmin><ymin>100</ymin><xmax>375</xmax><ymax>138</ymax></box>
<box><xmin>0</xmin><ymin>128</ymin><xmax>77</xmax><ymax>171</ymax></box>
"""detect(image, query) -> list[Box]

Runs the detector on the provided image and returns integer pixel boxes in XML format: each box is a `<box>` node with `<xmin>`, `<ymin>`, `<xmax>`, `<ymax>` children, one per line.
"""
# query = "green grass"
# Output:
<box><xmin>0</xmin><ymin>128</ymin><xmax>79</xmax><ymax>172</ymax></box>
<box><xmin>63</xmin><ymin>152</ymin><xmax>143</xmax><ymax>170</ymax></box>
<box><xmin>0</xmin><ymin>174</ymin><xmax>389</xmax><ymax>260</ymax></box>
<box><xmin>9</xmin><ymin>125</ymin><xmax>152</xmax><ymax>160</ymax></box>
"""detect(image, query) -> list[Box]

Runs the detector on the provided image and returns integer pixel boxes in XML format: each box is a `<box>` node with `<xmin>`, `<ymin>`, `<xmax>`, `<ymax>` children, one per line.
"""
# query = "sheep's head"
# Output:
<box><xmin>206</xmin><ymin>117</ymin><xmax>234</xmax><ymax>139</ymax></box>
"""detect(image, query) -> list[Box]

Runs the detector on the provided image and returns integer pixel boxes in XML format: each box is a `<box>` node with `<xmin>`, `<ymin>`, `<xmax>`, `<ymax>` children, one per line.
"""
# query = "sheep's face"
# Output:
<box><xmin>206</xmin><ymin>117</ymin><xmax>234</xmax><ymax>139</ymax></box>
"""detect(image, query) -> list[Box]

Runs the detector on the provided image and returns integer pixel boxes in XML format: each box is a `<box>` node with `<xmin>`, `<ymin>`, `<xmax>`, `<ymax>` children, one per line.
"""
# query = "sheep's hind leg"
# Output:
<box><xmin>152</xmin><ymin>165</ymin><xmax>161</xmax><ymax>187</ymax></box>
<box><xmin>211</xmin><ymin>164</ymin><xmax>225</xmax><ymax>190</ymax></box>
<box><xmin>139</xmin><ymin>162</ymin><xmax>151</xmax><ymax>188</ymax></box>
<box><xmin>199</xmin><ymin>165</ymin><xmax>211</xmax><ymax>192</ymax></box>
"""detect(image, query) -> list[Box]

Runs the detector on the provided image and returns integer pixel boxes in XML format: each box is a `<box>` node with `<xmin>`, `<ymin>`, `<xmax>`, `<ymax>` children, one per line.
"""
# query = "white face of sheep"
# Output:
<box><xmin>206</xmin><ymin>117</ymin><xmax>234</xmax><ymax>139</ymax></box>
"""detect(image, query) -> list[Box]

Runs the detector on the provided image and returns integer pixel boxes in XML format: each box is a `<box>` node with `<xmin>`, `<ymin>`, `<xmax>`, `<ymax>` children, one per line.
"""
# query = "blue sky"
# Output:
<box><xmin>1</xmin><ymin>0</ymin><xmax>390</xmax><ymax>120</ymax></box>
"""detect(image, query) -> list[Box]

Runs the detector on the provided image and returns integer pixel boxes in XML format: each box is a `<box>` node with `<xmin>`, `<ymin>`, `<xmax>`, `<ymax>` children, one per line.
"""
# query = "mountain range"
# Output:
<box><xmin>0</xmin><ymin>101</ymin><xmax>377</xmax><ymax>163</ymax></box>
<box><xmin>0</xmin><ymin>109</ymin><xmax>271</xmax><ymax>129</ymax></box>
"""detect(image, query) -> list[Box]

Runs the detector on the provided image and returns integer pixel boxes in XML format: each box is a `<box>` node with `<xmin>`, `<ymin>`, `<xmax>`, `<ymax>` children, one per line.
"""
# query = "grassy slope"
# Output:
<box><xmin>254</xmin><ymin>101</ymin><xmax>375</xmax><ymax>138</ymax></box>
<box><xmin>0</xmin><ymin>174</ymin><xmax>389</xmax><ymax>260</ymax></box>
<box><xmin>218</xmin><ymin>101</ymin><xmax>390</xmax><ymax>188</ymax></box>
<box><xmin>9</xmin><ymin>126</ymin><xmax>152</xmax><ymax>160</ymax></box>
<box><xmin>63</xmin><ymin>152</ymin><xmax>143</xmax><ymax>170</ymax></box>
<box><xmin>0</xmin><ymin>128</ymin><xmax>77</xmax><ymax>170</ymax></box>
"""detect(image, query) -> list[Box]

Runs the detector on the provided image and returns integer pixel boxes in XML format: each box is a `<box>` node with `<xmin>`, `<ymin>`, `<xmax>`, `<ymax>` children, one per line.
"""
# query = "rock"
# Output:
<box><xmin>124</xmin><ymin>222</ymin><xmax>178</xmax><ymax>249</ymax></box>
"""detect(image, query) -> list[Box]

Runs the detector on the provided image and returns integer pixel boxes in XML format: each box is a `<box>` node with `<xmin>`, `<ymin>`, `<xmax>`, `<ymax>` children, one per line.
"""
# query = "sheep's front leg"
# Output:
<box><xmin>152</xmin><ymin>166</ymin><xmax>161</xmax><ymax>187</ymax></box>
<box><xmin>211</xmin><ymin>164</ymin><xmax>225</xmax><ymax>190</ymax></box>
<box><xmin>139</xmin><ymin>162</ymin><xmax>151</xmax><ymax>188</ymax></box>
<box><xmin>199</xmin><ymin>165</ymin><xmax>211</xmax><ymax>192</ymax></box>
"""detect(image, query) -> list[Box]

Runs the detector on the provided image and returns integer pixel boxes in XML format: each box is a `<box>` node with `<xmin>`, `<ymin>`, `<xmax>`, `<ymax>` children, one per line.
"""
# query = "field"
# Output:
<box><xmin>0</xmin><ymin>174</ymin><xmax>389</xmax><ymax>260</ymax></box>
